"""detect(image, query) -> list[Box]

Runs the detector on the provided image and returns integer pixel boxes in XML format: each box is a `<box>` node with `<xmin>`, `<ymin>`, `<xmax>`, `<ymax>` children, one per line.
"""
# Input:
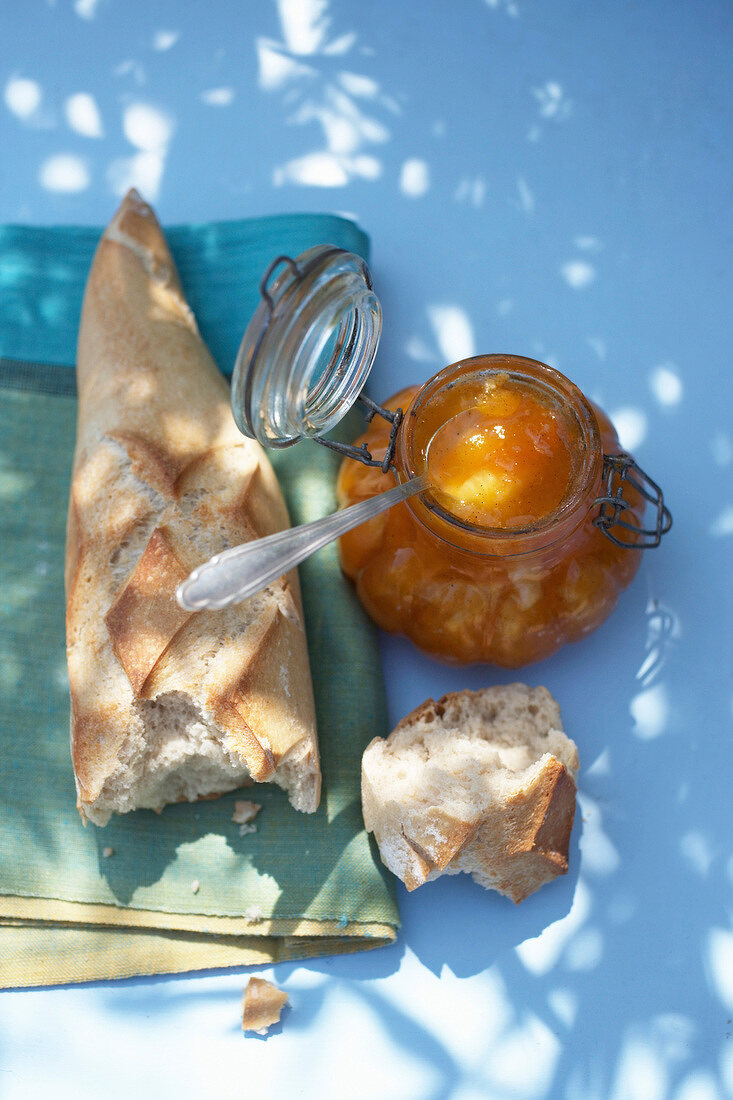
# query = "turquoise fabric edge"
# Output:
<box><xmin>0</xmin><ymin>211</ymin><xmax>370</xmax><ymax>374</ymax></box>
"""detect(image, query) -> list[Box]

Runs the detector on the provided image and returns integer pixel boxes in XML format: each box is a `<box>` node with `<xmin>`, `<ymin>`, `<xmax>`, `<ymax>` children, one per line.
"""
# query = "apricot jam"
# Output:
<box><xmin>337</xmin><ymin>355</ymin><xmax>644</xmax><ymax>667</ymax></box>
<box><xmin>422</xmin><ymin>373</ymin><xmax>573</xmax><ymax>529</ymax></box>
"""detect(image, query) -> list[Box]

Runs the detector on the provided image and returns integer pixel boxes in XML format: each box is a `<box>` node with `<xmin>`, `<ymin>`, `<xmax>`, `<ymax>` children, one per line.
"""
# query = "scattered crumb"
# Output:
<box><xmin>238</xmin><ymin>823</ymin><xmax>258</xmax><ymax>837</ymax></box>
<box><xmin>232</xmin><ymin>800</ymin><xmax>262</xmax><ymax>825</ymax></box>
<box><xmin>191</xmin><ymin>879</ymin><xmax>200</xmax><ymax>894</ymax></box>
<box><xmin>242</xmin><ymin>977</ymin><xmax>288</xmax><ymax>1034</ymax></box>
<box><xmin>102</xmin><ymin>847</ymin><xmax>115</xmax><ymax>858</ymax></box>
<box><xmin>244</xmin><ymin>906</ymin><xmax>263</xmax><ymax>922</ymax></box>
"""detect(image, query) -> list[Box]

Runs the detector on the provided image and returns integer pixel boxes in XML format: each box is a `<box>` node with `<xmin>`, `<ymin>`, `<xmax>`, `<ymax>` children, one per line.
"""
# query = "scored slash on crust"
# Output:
<box><xmin>105</xmin><ymin>526</ymin><xmax>190</xmax><ymax>695</ymax></box>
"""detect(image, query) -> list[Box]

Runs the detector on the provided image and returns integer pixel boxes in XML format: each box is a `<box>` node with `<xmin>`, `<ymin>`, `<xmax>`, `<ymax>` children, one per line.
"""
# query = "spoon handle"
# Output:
<box><xmin>176</xmin><ymin>473</ymin><xmax>428</xmax><ymax>611</ymax></box>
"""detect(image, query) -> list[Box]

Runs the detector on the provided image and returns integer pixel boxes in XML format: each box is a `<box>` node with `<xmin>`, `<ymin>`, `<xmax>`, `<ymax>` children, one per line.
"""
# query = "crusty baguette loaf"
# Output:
<box><xmin>361</xmin><ymin>685</ymin><xmax>578</xmax><ymax>902</ymax></box>
<box><xmin>66</xmin><ymin>189</ymin><xmax>320</xmax><ymax>825</ymax></box>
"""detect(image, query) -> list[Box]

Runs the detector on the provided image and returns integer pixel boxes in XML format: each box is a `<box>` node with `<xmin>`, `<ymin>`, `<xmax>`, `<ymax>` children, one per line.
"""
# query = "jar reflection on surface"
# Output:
<box><xmin>336</xmin><ymin>355</ymin><xmax>644</xmax><ymax>667</ymax></box>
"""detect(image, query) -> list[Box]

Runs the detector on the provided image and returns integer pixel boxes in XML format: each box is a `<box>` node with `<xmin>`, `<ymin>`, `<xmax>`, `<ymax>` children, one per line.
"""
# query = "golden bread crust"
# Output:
<box><xmin>66</xmin><ymin>189</ymin><xmax>320</xmax><ymax>822</ymax></box>
<box><xmin>242</xmin><ymin>977</ymin><xmax>288</xmax><ymax>1033</ymax></box>
<box><xmin>361</xmin><ymin>684</ymin><xmax>578</xmax><ymax>902</ymax></box>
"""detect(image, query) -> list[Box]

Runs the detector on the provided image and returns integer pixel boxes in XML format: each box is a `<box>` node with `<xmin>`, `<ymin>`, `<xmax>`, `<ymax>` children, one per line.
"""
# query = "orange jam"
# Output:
<box><xmin>337</xmin><ymin>355</ymin><xmax>644</xmax><ymax>667</ymax></box>
<box><xmin>421</xmin><ymin>374</ymin><xmax>573</xmax><ymax>529</ymax></box>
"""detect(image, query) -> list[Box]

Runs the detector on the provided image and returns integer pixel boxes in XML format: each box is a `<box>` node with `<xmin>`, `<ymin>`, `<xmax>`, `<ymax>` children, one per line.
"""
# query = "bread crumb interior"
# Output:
<box><xmin>86</xmin><ymin>691</ymin><xmax>251</xmax><ymax>825</ymax></box>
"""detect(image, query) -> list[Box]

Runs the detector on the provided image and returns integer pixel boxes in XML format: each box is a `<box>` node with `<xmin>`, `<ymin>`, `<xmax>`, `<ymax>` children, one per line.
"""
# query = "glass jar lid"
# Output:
<box><xmin>231</xmin><ymin>245</ymin><xmax>382</xmax><ymax>448</ymax></box>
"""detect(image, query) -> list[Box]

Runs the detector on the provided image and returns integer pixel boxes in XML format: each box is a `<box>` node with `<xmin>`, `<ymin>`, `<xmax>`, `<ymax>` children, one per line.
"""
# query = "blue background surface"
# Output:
<box><xmin>1</xmin><ymin>2</ymin><xmax>731</xmax><ymax>1098</ymax></box>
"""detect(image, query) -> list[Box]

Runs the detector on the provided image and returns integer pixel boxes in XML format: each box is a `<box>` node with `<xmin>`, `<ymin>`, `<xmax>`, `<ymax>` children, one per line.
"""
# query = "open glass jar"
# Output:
<box><xmin>231</xmin><ymin>248</ymin><xmax>671</xmax><ymax>667</ymax></box>
<box><xmin>337</xmin><ymin>354</ymin><xmax>670</xmax><ymax>666</ymax></box>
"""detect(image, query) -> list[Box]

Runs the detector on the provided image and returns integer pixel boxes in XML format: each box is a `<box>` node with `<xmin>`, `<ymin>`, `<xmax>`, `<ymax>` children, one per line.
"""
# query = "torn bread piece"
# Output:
<box><xmin>242</xmin><ymin>977</ymin><xmax>288</xmax><ymax>1034</ymax></box>
<box><xmin>361</xmin><ymin>684</ymin><xmax>579</xmax><ymax>903</ymax></box>
<box><xmin>66</xmin><ymin>189</ymin><xmax>320</xmax><ymax>825</ymax></box>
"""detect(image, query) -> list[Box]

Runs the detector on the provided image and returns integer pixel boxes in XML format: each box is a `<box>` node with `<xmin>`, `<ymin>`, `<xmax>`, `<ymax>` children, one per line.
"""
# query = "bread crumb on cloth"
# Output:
<box><xmin>242</xmin><ymin>977</ymin><xmax>288</xmax><ymax>1034</ymax></box>
<box><xmin>233</xmin><ymin>800</ymin><xmax>261</xmax><ymax>824</ymax></box>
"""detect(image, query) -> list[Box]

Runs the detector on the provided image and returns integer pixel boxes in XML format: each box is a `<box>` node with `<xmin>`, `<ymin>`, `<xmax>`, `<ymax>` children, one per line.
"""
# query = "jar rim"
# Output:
<box><xmin>396</xmin><ymin>353</ymin><xmax>604</xmax><ymax>554</ymax></box>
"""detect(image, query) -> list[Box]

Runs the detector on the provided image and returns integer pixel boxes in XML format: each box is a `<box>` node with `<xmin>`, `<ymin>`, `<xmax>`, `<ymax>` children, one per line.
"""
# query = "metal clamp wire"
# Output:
<box><xmin>593</xmin><ymin>454</ymin><xmax>672</xmax><ymax>548</ymax></box>
<box><xmin>314</xmin><ymin>396</ymin><xmax>404</xmax><ymax>475</ymax></box>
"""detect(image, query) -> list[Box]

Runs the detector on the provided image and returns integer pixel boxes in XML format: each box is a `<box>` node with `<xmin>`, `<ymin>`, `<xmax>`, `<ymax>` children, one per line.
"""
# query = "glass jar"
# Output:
<box><xmin>230</xmin><ymin>248</ymin><xmax>670</xmax><ymax>668</ymax></box>
<box><xmin>337</xmin><ymin>354</ymin><xmax>654</xmax><ymax>667</ymax></box>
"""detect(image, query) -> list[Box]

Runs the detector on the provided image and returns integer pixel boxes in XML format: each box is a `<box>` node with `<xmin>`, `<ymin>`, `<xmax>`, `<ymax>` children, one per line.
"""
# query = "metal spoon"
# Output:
<box><xmin>176</xmin><ymin>472</ymin><xmax>428</xmax><ymax>612</ymax></box>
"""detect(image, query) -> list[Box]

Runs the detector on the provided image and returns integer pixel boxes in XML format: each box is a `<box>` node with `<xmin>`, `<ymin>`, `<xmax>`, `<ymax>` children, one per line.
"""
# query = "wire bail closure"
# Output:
<box><xmin>593</xmin><ymin>453</ymin><xmax>672</xmax><ymax>548</ymax></box>
<box><xmin>259</xmin><ymin>253</ymin><xmax>302</xmax><ymax>312</ymax></box>
<box><xmin>311</xmin><ymin>393</ymin><xmax>404</xmax><ymax>476</ymax></box>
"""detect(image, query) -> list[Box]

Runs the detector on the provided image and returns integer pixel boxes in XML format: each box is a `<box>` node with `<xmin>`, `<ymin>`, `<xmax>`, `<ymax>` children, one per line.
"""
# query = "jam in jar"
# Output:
<box><xmin>337</xmin><ymin>354</ymin><xmax>651</xmax><ymax>667</ymax></box>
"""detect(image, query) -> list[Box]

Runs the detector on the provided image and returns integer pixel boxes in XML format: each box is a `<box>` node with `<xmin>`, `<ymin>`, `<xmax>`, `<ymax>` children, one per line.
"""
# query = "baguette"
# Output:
<box><xmin>361</xmin><ymin>685</ymin><xmax>578</xmax><ymax>902</ymax></box>
<box><xmin>66</xmin><ymin>189</ymin><xmax>320</xmax><ymax>825</ymax></box>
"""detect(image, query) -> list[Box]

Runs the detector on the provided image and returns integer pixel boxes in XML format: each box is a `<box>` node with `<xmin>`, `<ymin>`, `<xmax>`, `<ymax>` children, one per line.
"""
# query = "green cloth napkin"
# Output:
<box><xmin>0</xmin><ymin>212</ymin><xmax>399</xmax><ymax>988</ymax></box>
